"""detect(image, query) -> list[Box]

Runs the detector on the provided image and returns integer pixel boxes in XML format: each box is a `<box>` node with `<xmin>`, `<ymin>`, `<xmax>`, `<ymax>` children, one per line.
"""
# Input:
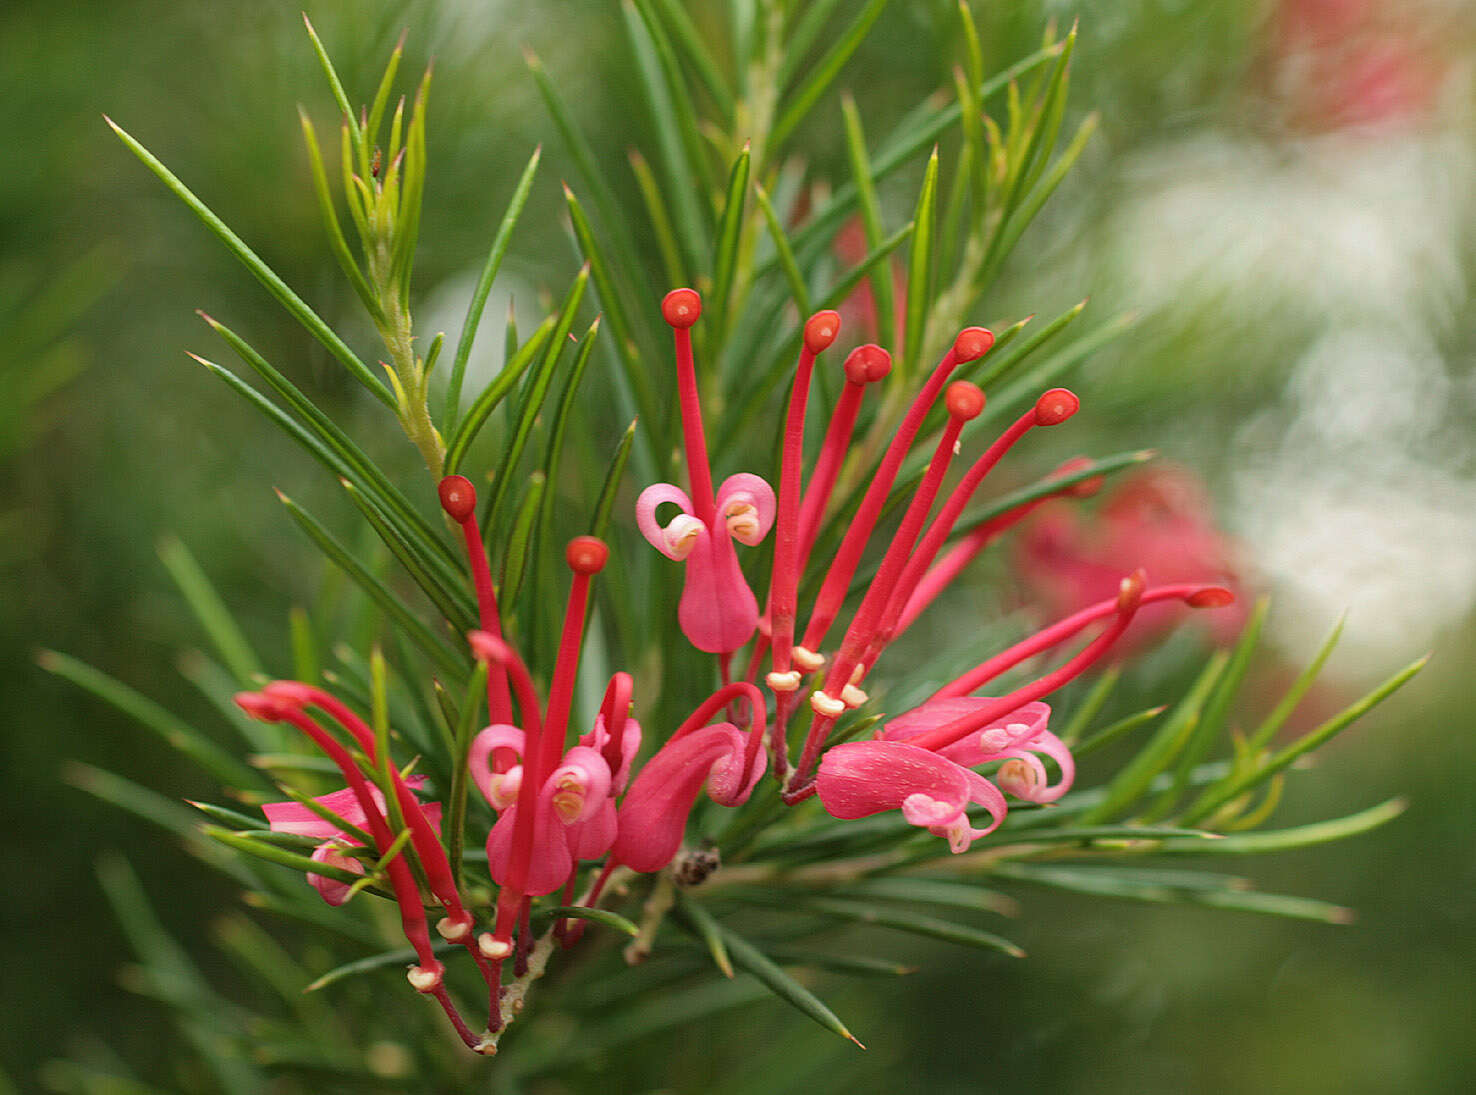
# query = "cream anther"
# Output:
<box><xmin>407</xmin><ymin>966</ymin><xmax>442</xmax><ymax>992</ymax></box>
<box><xmin>848</xmin><ymin>663</ymin><xmax>866</xmax><ymax>686</ymax></box>
<box><xmin>810</xmin><ymin>691</ymin><xmax>846</xmax><ymax>717</ymax></box>
<box><xmin>766</xmin><ymin>670</ymin><xmax>802</xmax><ymax>692</ymax></box>
<box><xmin>435</xmin><ymin>916</ymin><xmax>471</xmax><ymax>942</ymax></box>
<box><xmin>486</xmin><ymin>767</ymin><xmax>522</xmax><ymax>811</ymax></box>
<box><xmin>841</xmin><ymin>684</ymin><xmax>868</xmax><ymax>708</ymax></box>
<box><xmin>478</xmin><ymin>934</ymin><xmax>512</xmax><ymax>959</ymax></box>
<box><xmin>793</xmin><ymin>646</ymin><xmax>825</xmax><ymax>671</ymax></box>
<box><xmin>663</xmin><ymin>514</ymin><xmax>704</xmax><ymax>559</ymax></box>
<box><xmin>997</xmin><ymin>758</ymin><xmax>1038</xmax><ymax>798</ymax></box>
<box><xmin>552</xmin><ymin>772</ymin><xmax>589</xmax><ymax>823</ymax></box>
<box><xmin>723</xmin><ymin>495</ymin><xmax>763</xmax><ymax>544</ymax></box>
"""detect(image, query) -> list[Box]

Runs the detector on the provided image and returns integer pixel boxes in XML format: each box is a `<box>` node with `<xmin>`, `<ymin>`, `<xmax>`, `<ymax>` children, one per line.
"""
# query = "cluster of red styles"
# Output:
<box><xmin>236</xmin><ymin>289</ymin><xmax>1233</xmax><ymax>1050</ymax></box>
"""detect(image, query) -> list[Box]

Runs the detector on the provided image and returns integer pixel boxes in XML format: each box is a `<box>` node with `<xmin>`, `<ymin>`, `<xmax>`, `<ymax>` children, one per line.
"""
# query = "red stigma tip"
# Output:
<box><xmin>1118</xmin><ymin>569</ymin><xmax>1147</xmax><ymax>612</ymax></box>
<box><xmin>566</xmin><ymin>535</ymin><xmax>609</xmax><ymax>575</ymax></box>
<box><xmin>1034</xmin><ymin>388</ymin><xmax>1080</xmax><ymax>426</ymax></box>
<box><xmin>1187</xmin><ymin>586</ymin><xmax>1235</xmax><ymax>608</ymax></box>
<box><xmin>662</xmin><ymin>288</ymin><xmax>702</xmax><ymax>328</ymax></box>
<box><xmin>945</xmin><ymin>381</ymin><xmax>986</xmax><ymax>420</ymax></box>
<box><xmin>803</xmin><ymin>310</ymin><xmax>842</xmax><ymax>354</ymax></box>
<box><xmin>843</xmin><ymin>344</ymin><xmax>892</xmax><ymax>384</ymax></box>
<box><xmin>438</xmin><ymin>475</ymin><xmax>477</xmax><ymax>523</ymax></box>
<box><xmin>952</xmin><ymin>327</ymin><xmax>994</xmax><ymax>363</ymax></box>
<box><xmin>234</xmin><ymin>692</ymin><xmax>286</xmax><ymax>721</ymax></box>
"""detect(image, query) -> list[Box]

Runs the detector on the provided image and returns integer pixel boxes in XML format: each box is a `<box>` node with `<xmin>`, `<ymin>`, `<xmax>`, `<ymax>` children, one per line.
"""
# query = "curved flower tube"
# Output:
<box><xmin>815</xmin><ymin>740</ymin><xmax>1007</xmax><ymax>853</ymax></box>
<box><xmin>637</xmin><ymin>476</ymin><xmax>776</xmax><ymax>653</ymax></box>
<box><xmin>263</xmin><ymin>779</ymin><xmax>444</xmax><ymax>906</ymax></box>
<box><xmin>612</xmin><ymin>722</ymin><xmax>767</xmax><ymax>873</ymax></box>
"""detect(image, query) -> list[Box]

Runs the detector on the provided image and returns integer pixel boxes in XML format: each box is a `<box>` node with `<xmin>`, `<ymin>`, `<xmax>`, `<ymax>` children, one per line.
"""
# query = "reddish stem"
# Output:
<box><xmin>440</xmin><ymin>476</ymin><xmax>513</xmax><ymax>730</ymax></box>
<box><xmin>905</xmin><ymin>573</ymin><xmax>1152</xmax><ymax>753</ymax></box>
<box><xmin>795</xmin><ymin>345</ymin><xmax>890</xmax><ymax>572</ymax></box>
<box><xmin>770</xmin><ymin>311</ymin><xmax>841</xmax><ymax>674</ymax></box>
<box><xmin>664</xmin><ymin>289</ymin><xmax>716</xmax><ymax>525</ymax></box>
<box><xmin>932</xmin><ymin>582</ymin><xmax>1232</xmax><ymax>701</ymax></box>
<box><xmin>798</xmin><ymin>329</ymin><xmax>992</xmax><ymax>655</ymax></box>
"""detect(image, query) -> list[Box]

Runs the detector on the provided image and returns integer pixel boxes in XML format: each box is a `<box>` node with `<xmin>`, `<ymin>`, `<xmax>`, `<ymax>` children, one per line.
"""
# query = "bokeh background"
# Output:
<box><xmin>4</xmin><ymin>0</ymin><xmax>1474</xmax><ymax>1091</ymax></box>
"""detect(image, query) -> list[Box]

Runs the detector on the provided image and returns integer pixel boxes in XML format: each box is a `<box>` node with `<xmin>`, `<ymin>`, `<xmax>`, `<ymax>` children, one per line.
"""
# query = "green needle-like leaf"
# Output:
<box><xmin>591</xmin><ymin>418</ymin><xmax>637</xmax><ymax>541</ymax></box>
<box><xmin>500</xmin><ymin>472</ymin><xmax>547</xmax><ymax>606</ymax></box>
<box><xmin>622</xmin><ymin>0</ymin><xmax>710</xmax><ymax>272</ymax></box>
<box><xmin>696</xmin><ymin>910</ymin><xmax>865</xmax><ymax>1047</ymax></box>
<box><xmin>196</xmin><ymin>319</ymin><xmax>461</xmax><ymax>575</ymax></box>
<box><xmin>39</xmin><ymin>650</ymin><xmax>268</xmax><ymax>792</ymax></box>
<box><xmin>841</xmin><ymin>94</ymin><xmax>894</xmax><ymax>350</ymax></box>
<box><xmin>770</xmin><ymin>0</ymin><xmax>890</xmax><ymax>149</ymax></box>
<box><xmin>157</xmin><ymin>536</ymin><xmax>265</xmax><ymax>686</ymax></box>
<box><xmin>106</xmin><ymin>118</ymin><xmax>394</xmax><ymax>408</ymax></box>
<box><xmin>298</xmin><ymin>108</ymin><xmax>383</xmax><ymax>322</ymax></box>
<box><xmin>444</xmin><ymin>145</ymin><xmax>541</xmax><ymax>434</ymax></box>
<box><xmin>1244</xmin><ymin>613</ymin><xmax>1345</xmax><ymax>754</ymax></box>
<box><xmin>483</xmin><ymin>265</ymin><xmax>589</xmax><ymax>532</ymax></box>
<box><xmin>276</xmin><ymin>491</ymin><xmax>466</xmax><ymax>680</ymax></box>
<box><xmin>1081</xmin><ymin>652</ymin><xmax>1228</xmax><ymax>825</ymax></box>
<box><xmin>753</xmin><ymin>182</ymin><xmax>812</xmax><ymax>315</ymax></box>
<box><xmin>1057</xmin><ymin>668</ymin><xmax>1120</xmax><ymax>747</ymax></box>
<box><xmin>709</xmin><ymin>143</ymin><xmax>752</xmax><ymax>339</ymax></box>
<box><xmin>339</xmin><ymin>479</ymin><xmax>476</xmax><ymax>633</ymax></box>
<box><xmin>1181</xmin><ymin>657</ymin><xmax>1428</xmax><ymax>825</ymax></box>
<box><xmin>796</xmin><ymin>896</ymin><xmax>1025</xmax><ymax>958</ymax></box>
<box><xmin>204</xmin><ymin>827</ymin><xmax>364</xmax><ymax>885</ymax></box>
<box><xmin>672</xmin><ymin>892</ymin><xmax>735</xmax><ymax>977</ymax></box>
<box><xmin>531</xmin><ymin>906</ymin><xmax>642</xmax><ymax>937</ymax></box>
<box><xmin>1073</xmin><ymin>704</ymin><xmax>1168</xmax><ymax>759</ymax></box>
<box><xmin>1159</xmin><ymin>798</ymin><xmax>1407</xmax><ymax>856</ymax></box>
<box><xmin>901</xmin><ymin>146</ymin><xmax>939</xmax><ymax>381</ymax></box>
<box><xmin>653</xmin><ymin>0</ymin><xmax>735</xmax><ymax>120</ymax></box>
<box><xmin>443</xmin><ymin>314</ymin><xmax>556</xmax><ymax>477</ymax></box>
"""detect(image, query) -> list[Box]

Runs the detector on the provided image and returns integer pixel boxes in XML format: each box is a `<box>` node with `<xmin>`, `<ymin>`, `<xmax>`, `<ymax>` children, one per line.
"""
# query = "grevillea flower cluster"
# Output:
<box><xmin>234</xmin><ymin>288</ymin><xmax>1231</xmax><ymax>1052</ymax></box>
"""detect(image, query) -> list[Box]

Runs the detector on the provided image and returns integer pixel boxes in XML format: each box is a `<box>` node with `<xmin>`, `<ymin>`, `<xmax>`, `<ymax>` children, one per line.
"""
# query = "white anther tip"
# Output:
<box><xmin>766</xmin><ymin>670</ymin><xmax>802</xmax><ymax>692</ymax></box>
<box><xmin>793</xmin><ymin>646</ymin><xmax>826</xmax><ymax>671</ymax></box>
<box><xmin>841</xmin><ymin>684</ymin><xmax>869</xmax><ymax>708</ymax></box>
<box><xmin>407</xmin><ymin>966</ymin><xmax>442</xmax><ymax>992</ymax></box>
<box><xmin>810</xmin><ymin>691</ymin><xmax>846</xmax><ymax>717</ymax></box>
<box><xmin>478</xmin><ymin>934</ymin><xmax>513</xmax><ymax>959</ymax></box>
<box><xmin>436</xmin><ymin>916</ymin><xmax>471</xmax><ymax>942</ymax></box>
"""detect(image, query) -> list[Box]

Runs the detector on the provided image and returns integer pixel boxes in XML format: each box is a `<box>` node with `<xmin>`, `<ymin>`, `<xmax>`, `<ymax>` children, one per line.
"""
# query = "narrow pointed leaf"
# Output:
<box><xmin>276</xmin><ymin>492</ymin><xmax>466</xmax><ymax>680</ymax></box>
<box><xmin>1182</xmin><ymin>657</ymin><xmax>1427</xmax><ymax>825</ymax></box>
<box><xmin>532</xmin><ymin>906</ymin><xmax>641</xmax><ymax>937</ymax></box>
<box><xmin>1244</xmin><ymin>614</ymin><xmax>1345</xmax><ymax>754</ymax></box>
<box><xmin>770</xmin><ymin>0</ymin><xmax>890</xmax><ymax>149</ymax></box>
<box><xmin>653</xmin><ymin>0</ymin><xmax>735</xmax><ymax>120</ymax></box>
<box><xmin>157</xmin><ymin>536</ymin><xmax>265</xmax><ymax>686</ymax></box>
<box><xmin>901</xmin><ymin>146</ymin><xmax>938</xmax><ymax>380</ymax></box>
<box><xmin>753</xmin><ymin>182</ymin><xmax>811</xmax><ymax>315</ymax></box>
<box><xmin>1074</xmin><ymin>704</ymin><xmax>1168</xmax><ymax>759</ymax></box>
<box><xmin>1160</xmin><ymin>798</ymin><xmax>1407</xmax><ymax>856</ymax></box>
<box><xmin>39</xmin><ymin>650</ymin><xmax>268</xmax><ymax>791</ymax></box>
<box><xmin>796</xmin><ymin>896</ymin><xmax>1024</xmax><ymax>958</ymax></box>
<box><xmin>106</xmin><ymin>118</ymin><xmax>393</xmax><ymax>407</ymax></box>
<box><xmin>671</xmin><ymin>892</ymin><xmax>735</xmax><ymax>977</ymax></box>
<box><xmin>444</xmin><ymin>145</ymin><xmax>541</xmax><ymax>432</ymax></box>
<box><xmin>701</xmin><ymin>913</ymin><xmax>864</xmax><ymax>1046</ymax></box>
<box><xmin>709</xmin><ymin>144</ymin><xmax>751</xmax><ymax>336</ymax></box>
<box><xmin>483</xmin><ymin>266</ymin><xmax>589</xmax><ymax>531</ymax></box>
<box><xmin>1081</xmin><ymin>652</ymin><xmax>1228</xmax><ymax>824</ymax></box>
<box><xmin>443</xmin><ymin>313</ymin><xmax>556</xmax><ymax>476</ymax></box>
<box><xmin>302</xmin><ymin>942</ymin><xmax>461</xmax><ymax>993</ymax></box>
<box><xmin>841</xmin><ymin>95</ymin><xmax>894</xmax><ymax>347</ymax></box>
<box><xmin>590</xmin><ymin>418</ymin><xmax>637</xmax><ymax>540</ymax></box>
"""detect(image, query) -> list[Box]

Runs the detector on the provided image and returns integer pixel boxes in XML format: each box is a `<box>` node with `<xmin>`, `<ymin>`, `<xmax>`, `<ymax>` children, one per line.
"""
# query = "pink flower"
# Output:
<box><xmin>472</xmin><ymin>709</ymin><xmax>642</xmax><ymax>895</ymax></box>
<box><xmin>612</xmin><ymin>682</ymin><xmax>767</xmax><ymax>873</ymax></box>
<box><xmin>636</xmin><ymin>290</ymin><xmax>777</xmax><ymax>654</ymax></box>
<box><xmin>816</xmin><ymin>740</ymin><xmax>1006</xmax><ymax>853</ymax></box>
<box><xmin>636</xmin><ymin>474</ymin><xmax>775</xmax><ymax>653</ymax></box>
<box><xmin>263</xmin><ymin>779</ymin><xmax>443</xmax><ymax>906</ymax></box>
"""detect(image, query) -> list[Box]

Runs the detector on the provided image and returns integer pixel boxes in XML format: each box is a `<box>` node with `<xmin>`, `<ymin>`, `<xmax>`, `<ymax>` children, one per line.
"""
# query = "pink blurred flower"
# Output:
<box><xmin>1012</xmin><ymin>466</ymin><xmax>1244</xmax><ymax>650</ymax></box>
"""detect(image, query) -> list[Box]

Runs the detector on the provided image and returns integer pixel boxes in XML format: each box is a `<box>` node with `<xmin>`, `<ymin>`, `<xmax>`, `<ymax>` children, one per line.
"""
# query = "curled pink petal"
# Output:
<box><xmin>994</xmin><ymin>729</ymin><xmax>1075</xmax><ymax>804</ymax></box>
<box><xmin>636</xmin><ymin>483</ymin><xmax>699</xmax><ymax>560</ymax></box>
<box><xmin>308</xmin><ymin>841</ymin><xmax>366</xmax><ymax>906</ymax></box>
<box><xmin>613</xmin><ymin>724</ymin><xmax>762</xmax><ymax>873</ymax></box>
<box><xmin>677</xmin><ymin>527</ymin><xmax>761</xmax><ymax>653</ymax></box>
<box><xmin>716</xmin><ymin>473</ymin><xmax>777</xmax><ymax>546</ymax></box>
<box><xmin>816</xmin><ymin>740</ymin><xmax>1006</xmax><ymax>853</ymax></box>
<box><xmin>580</xmin><ymin>713</ymin><xmax>644</xmax><ymax>792</ymax></box>
<box><xmin>468</xmin><ymin>724</ymin><xmax>526</xmax><ymax>811</ymax></box>
<box><xmin>549</xmin><ymin>746</ymin><xmax>613</xmax><ymax>826</ymax></box>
